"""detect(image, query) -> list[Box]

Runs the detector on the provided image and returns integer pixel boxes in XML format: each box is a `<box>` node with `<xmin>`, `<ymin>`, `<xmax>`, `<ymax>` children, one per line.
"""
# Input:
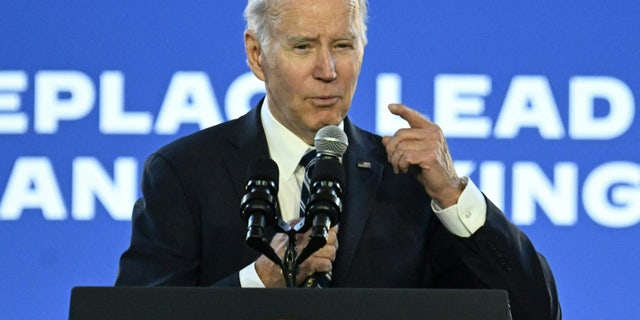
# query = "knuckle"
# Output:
<box><xmin>319</xmin><ymin>260</ymin><xmax>332</xmax><ymax>272</ymax></box>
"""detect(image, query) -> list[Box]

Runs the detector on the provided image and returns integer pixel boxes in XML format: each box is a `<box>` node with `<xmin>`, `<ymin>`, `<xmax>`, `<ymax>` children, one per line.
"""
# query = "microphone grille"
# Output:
<box><xmin>314</xmin><ymin>125</ymin><xmax>349</xmax><ymax>158</ymax></box>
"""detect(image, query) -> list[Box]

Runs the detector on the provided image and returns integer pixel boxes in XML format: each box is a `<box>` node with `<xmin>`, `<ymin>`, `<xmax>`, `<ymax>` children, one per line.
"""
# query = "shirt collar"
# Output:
<box><xmin>260</xmin><ymin>99</ymin><xmax>346</xmax><ymax>180</ymax></box>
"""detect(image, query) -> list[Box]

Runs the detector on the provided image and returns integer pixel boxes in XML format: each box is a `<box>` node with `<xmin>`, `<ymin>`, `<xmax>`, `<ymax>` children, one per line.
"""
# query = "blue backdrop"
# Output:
<box><xmin>1</xmin><ymin>1</ymin><xmax>639</xmax><ymax>319</ymax></box>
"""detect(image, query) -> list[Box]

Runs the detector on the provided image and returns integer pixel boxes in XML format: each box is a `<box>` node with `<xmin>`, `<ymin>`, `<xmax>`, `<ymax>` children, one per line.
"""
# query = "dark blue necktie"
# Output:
<box><xmin>299</xmin><ymin>149</ymin><xmax>317</xmax><ymax>218</ymax></box>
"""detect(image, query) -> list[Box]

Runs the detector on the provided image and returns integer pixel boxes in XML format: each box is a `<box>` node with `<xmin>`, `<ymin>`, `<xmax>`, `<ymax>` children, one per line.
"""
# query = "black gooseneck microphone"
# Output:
<box><xmin>303</xmin><ymin>157</ymin><xmax>345</xmax><ymax>252</ymax></box>
<box><xmin>240</xmin><ymin>158</ymin><xmax>281</xmax><ymax>264</ymax></box>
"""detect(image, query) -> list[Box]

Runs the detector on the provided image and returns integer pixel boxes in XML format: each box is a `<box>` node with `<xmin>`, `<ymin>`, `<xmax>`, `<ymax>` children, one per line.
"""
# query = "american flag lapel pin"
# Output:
<box><xmin>357</xmin><ymin>161</ymin><xmax>371</xmax><ymax>168</ymax></box>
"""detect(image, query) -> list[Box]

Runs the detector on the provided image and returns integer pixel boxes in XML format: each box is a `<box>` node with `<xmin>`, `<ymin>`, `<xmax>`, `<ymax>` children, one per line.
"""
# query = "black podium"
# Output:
<box><xmin>69</xmin><ymin>287</ymin><xmax>512</xmax><ymax>320</ymax></box>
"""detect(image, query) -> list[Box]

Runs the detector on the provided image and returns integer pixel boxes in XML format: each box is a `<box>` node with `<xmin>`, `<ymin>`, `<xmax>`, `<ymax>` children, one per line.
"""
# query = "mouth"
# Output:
<box><xmin>308</xmin><ymin>96</ymin><xmax>340</xmax><ymax>107</ymax></box>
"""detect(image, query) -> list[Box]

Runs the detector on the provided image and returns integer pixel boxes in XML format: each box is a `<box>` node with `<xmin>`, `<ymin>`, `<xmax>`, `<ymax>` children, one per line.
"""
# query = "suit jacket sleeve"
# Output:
<box><xmin>114</xmin><ymin>152</ymin><xmax>241</xmax><ymax>287</ymax></box>
<box><xmin>115</xmin><ymin>152</ymin><xmax>201</xmax><ymax>286</ymax></box>
<box><xmin>425</xmin><ymin>197</ymin><xmax>561</xmax><ymax>320</ymax></box>
<box><xmin>476</xmin><ymin>200</ymin><xmax>560</xmax><ymax>320</ymax></box>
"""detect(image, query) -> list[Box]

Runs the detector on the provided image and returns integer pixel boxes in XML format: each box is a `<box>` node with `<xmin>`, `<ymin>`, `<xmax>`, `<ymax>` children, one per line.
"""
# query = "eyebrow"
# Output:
<box><xmin>287</xmin><ymin>35</ymin><xmax>316</xmax><ymax>44</ymax></box>
<box><xmin>286</xmin><ymin>33</ymin><xmax>357</xmax><ymax>44</ymax></box>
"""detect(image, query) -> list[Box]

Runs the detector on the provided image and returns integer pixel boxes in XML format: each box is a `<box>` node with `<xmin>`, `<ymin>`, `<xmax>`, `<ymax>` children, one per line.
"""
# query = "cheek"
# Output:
<box><xmin>338</xmin><ymin>59</ymin><xmax>362</xmax><ymax>85</ymax></box>
<box><xmin>276</xmin><ymin>70</ymin><xmax>306</xmax><ymax>96</ymax></box>
<box><xmin>266</xmin><ymin>56</ymin><xmax>303</xmax><ymax>88</ymax></box>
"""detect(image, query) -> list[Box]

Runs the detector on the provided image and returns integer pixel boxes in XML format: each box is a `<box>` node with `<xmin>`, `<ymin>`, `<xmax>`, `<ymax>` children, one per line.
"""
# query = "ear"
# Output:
<box><xmin>244</xmin><ymin>31</ymin><xmax>266</xmax><ymax>81</ymax></box>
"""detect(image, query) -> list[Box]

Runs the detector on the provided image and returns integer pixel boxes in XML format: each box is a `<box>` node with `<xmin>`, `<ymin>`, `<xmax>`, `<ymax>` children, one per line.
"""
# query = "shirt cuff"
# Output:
<box><xmin>239</xmin><ymin>262</ymin><xmax>266</xmax><ymax>288</ymax></box>
<box><xmin>431</xmin><ymin>177</ymin><xmax>487</xmax><ymax>238</ymax></box>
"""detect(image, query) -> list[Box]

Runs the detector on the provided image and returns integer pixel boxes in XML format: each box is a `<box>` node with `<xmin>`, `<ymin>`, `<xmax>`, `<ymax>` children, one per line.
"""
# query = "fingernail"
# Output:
<box><xmin>388</xmin><ymin>104</ymin><xmax>398</xmax><ymax>111</ymax></box>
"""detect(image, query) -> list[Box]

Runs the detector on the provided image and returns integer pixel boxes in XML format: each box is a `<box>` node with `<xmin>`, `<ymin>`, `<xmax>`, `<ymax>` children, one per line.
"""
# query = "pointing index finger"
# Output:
<box><xmin>388</xmin><ymin>103</ymin><xmax>430</xmax><ymax>128</ymax></box>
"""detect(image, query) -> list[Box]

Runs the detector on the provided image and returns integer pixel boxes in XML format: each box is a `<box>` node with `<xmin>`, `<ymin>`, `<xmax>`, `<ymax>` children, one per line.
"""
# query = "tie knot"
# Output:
<box><xmin>299</xmin><ymin>149</ymin><xmax>317</xmax><ymax>169</ymax></box>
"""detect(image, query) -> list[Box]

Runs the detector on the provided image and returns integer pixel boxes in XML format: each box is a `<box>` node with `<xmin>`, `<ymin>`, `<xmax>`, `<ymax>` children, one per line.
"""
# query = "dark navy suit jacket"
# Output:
<box><xmin>116</xmin><ymin>101</ymin><xmax>561</xmax><ymax>320</ymax></box>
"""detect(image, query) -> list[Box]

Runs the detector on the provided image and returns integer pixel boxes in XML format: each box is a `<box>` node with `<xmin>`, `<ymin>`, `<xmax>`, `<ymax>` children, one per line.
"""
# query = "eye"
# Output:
<box><xmin>335</xmin><ymin>42</ymin><xmax>355</xmax><ymax>50</ymax></box>
<box><xmin>294</xmin><ymin>43</ymin><xmax>311</xmax><ymax>51</ymax></box>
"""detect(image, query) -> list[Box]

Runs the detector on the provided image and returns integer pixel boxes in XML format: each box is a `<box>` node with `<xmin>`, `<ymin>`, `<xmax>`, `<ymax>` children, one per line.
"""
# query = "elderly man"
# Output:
<box><xmin>116</xmin><ymin>1</ymin><xmax>561</xmax><ymax>319</ymax></box>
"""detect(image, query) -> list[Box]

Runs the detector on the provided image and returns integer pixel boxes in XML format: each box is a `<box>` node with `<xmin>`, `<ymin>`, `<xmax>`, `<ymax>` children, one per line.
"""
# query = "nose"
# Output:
<box><xmin>313</xmin><ymin>48</ymin><xmax>337</xmax><ymax>82</ymax></box>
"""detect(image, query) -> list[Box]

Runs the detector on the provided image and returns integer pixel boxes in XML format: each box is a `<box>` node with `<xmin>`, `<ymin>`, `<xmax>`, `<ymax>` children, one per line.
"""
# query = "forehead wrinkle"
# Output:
<box><xmin>270</xmin><ymin>1</ymin><xmax>361</xmax><ymax>42</ymax></box>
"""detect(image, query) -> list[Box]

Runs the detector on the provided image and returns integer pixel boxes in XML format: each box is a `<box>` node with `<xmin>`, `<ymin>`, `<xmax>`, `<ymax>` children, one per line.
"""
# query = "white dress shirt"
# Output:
<box><xmin>239</xmin><ymin>101</ymin><xmax>487</xmax><ymax>287</ymax></box>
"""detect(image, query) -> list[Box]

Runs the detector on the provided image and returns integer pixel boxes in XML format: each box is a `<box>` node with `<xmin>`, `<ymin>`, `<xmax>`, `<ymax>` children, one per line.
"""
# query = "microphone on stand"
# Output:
<box><xmin>297</xmin><ymin>157</ymin><xmax>346</xmax><ymax>261</ymax></box>
<box><xmin>240</xmin><ymin>158</ymin><xmax>281</xmax><ymax>264</ymax></box>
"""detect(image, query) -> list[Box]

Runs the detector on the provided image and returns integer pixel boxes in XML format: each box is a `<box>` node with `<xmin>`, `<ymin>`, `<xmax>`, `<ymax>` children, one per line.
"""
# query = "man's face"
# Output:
<box><xmin>247</xmin><ymin>0</ymin><xmax>365</xmax><ymax>144</ymax></box>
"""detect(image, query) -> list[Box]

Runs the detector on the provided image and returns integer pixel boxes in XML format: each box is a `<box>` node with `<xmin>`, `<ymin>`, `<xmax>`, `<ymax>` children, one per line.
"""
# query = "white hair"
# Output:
<box><xmin>244</xmin><ymin>0</ymin><xmax>369</xmax><ymax>49</ymax></box>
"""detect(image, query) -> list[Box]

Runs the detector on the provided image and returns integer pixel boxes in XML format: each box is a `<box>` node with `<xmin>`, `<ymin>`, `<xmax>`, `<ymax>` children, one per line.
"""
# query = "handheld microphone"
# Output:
<box><xmin>295</xmin><ymin>126</ymin><xmax>347</xmax><ymax>267</ymax></box>
<box><xmin>305</xmin><ymin>125</ymin><xmax>348</xmax><ymax>228</ymax></box>
<box><xmin>240</xmin><ymin>158</ymin><xmax>279</xmax><ymax>254</ymax></box>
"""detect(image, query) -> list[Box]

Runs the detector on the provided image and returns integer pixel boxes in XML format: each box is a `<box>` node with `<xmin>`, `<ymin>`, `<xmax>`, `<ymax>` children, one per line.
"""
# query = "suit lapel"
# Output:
<box><xmin>221</xmin><ymin>101</ymin><xmax>280</xmax><ymax>242</ymax></box>
<box><xmin>222</xmin><ymin>101</ymin><xmax>271</xmax><ymax>201</ymax></box>
<box><xmin>332</xmin><ymin>119</ymin><xmax>384</xmax><ymax>285</ymax></box>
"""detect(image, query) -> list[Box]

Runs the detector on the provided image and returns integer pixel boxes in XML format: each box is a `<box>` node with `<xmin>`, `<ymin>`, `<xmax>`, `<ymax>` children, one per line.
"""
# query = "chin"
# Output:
<box><xmin>319</xmin><ymin>112</ymin><xmax>345</xmax><ymax>124</ymax></box>
<box><xmin>316</xmin><ymin>119</ymin><xmax>342</xmax><ymax>129</ymax></box>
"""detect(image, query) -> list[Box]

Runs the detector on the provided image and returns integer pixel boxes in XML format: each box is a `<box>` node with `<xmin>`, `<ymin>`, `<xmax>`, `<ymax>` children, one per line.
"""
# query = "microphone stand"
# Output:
<box><xmin>282</xmin><ymin>229</ymin><xmax>298</xmax><ymax>288</ymax></box>
<box><xmin>248</xmin><ymin>218</ymin><xmax>324</xmax><ymax>288</ymax></box>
